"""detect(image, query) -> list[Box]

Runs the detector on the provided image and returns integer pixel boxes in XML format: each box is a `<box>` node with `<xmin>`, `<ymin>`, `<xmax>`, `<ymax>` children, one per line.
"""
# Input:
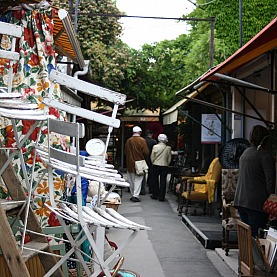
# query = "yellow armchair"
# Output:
<box><xmin>181</xmin><ymin>157</ymin><xmax>222</xmax><ymax>215</ymax></box>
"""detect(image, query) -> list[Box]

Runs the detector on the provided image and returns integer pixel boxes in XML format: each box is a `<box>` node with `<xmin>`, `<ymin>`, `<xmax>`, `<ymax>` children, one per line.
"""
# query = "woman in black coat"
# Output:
<box><xmin>234</xmin><ymin>125</ymin><xmax>276</xmax><ymax>236</ymax></box>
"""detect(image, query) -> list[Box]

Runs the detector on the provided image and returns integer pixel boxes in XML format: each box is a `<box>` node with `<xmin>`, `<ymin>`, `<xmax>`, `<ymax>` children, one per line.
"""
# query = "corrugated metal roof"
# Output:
<box><xmin>0</xmin><ymin>0</ymin><xmax>84</xmax><ymax>68</ymax></box>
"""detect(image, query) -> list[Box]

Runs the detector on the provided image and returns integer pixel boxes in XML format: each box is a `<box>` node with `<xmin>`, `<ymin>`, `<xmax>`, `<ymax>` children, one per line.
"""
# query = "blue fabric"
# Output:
<box><xmin>71</xmin><ymin>150</ymin><xmax>90</xmax><ymax>203</ymax></box>
<box><xmin>71</xmin><ymin>177</ymin><xmax>89</xmax><ymax>203</ymax></box>
<box><xmin>80</xmin><ymin>150</ymin><xmax>89</xmax><ymax>157</ymax></box>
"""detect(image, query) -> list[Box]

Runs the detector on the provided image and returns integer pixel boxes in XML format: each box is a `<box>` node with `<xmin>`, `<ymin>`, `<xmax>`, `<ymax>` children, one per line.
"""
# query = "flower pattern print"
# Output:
<box><xmin>0</xmin><ymin>5</ymin><xmax>67</xmax><ymax>227</ymax></box>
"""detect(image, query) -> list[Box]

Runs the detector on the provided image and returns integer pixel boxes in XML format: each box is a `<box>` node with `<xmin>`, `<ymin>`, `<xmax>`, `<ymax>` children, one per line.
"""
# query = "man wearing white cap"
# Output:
<box><xmin>125</xmin><ymin>126</ymin><xmax>149</xmax><ymax>202</ymax></box>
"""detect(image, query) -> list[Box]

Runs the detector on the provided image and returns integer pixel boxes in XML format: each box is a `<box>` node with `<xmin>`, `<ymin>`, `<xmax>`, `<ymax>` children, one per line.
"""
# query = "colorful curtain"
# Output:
<box><xmin>0</xmin><ymin>4</ymin><xmax>68</xmax><ymax>227</ymax></box>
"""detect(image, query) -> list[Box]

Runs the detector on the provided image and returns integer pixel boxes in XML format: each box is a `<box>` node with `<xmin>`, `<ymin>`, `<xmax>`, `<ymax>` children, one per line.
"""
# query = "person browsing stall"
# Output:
<box><xmin>234</xmin><ymin>125</ymin><xmax>276</xmax><ymax>237</ymax></box>
<box><xmin>125</xmin><ymin>126</ymin><xmax>149</xmax><ymax>202</ymax></box>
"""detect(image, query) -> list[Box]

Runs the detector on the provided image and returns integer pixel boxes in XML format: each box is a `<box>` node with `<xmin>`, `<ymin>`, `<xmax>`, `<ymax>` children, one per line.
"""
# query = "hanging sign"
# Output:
<box><xmin>201</xmin><ymin>114</ymin><xmax>221</xmax><ymax>144</ymax></box>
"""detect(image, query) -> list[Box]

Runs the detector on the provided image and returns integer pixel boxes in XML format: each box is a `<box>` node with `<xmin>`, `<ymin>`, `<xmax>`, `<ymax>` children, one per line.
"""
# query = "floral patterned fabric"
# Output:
<box><xmin>221</xmin><ymin>169</ymin><xmax>240</xmax><ymax>231</ymax></box>
<box><xmin>0</xmin><ymin>5</ymin><xmax>68</xmax><ymax>227</ymax></box>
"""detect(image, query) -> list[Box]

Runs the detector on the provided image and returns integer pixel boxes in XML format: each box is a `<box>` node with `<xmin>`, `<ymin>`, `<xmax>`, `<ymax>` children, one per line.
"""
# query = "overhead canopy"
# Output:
<box><xmin>0</xmin><ymin>0</ymin><xmax>85</xmax><ymax>68</ymax></box>
<box><xmin>163</xmin><ymin>91</ymin><xmax>198</xmax><ymax>125</ymax></box>
<box><xmin>174</xmin><ymin>17</ymin><xmax>277</xmax><ymax>99</ymax></box>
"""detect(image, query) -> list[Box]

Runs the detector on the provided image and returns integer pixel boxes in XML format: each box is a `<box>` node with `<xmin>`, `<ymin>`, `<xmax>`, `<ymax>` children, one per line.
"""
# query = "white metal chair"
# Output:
<box><xmin>44</xmin><ymin>69</ymin><xmax>126</xmax><ymax>159</ymax></box>
<box><xmin>38</xmin><ymin>117</ymin><xmax>150</xmax><ymax>277</ymax></box>
<box><xmin>0</xmin><ymin>21</ymin><xmax>50</xmax><ymax>246</ymax></box>
<box><xmin>39</xmin><ymin>69</ymin><xmax>151</xmax><ymax>276</ymax></box>
<box><xmin>0</xmin><ymin>21</ymin><xmax>21</xmax><ymax>93</ymax></box>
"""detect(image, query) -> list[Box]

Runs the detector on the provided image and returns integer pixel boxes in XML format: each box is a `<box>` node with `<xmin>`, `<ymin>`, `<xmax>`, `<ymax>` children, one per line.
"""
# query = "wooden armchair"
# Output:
<box><xmin>221</xmin><ymin>169</ymin><xmax>240</xmax><ymax>256</ymax></box>
<box><xmin>181</xmin><ymin>157</ymin><xmax>222</xmax><ymax>215</ymax></box>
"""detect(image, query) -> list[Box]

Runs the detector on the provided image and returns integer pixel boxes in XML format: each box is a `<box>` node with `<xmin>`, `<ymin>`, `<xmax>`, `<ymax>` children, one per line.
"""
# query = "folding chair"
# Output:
<box><xmin>40</xmin><ymin>69</ymin><xmax>150</xmax><ymax>276</ymax></box>
<box><xmin>37</xmin><ymin>117</ymin><xmax>150</xmax><ymax>277</ymax></box>
<box><xmin>44</xmin><ymin>69</ymin><xmax>125</xmax><ymax>159</ymax></box>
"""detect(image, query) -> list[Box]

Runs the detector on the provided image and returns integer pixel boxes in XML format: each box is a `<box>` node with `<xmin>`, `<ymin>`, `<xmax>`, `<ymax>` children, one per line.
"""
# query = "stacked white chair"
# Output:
<box><xmin>39</xmin><ymin>69</ymin><xmax>151</xmax><ymax>277</ymax></box>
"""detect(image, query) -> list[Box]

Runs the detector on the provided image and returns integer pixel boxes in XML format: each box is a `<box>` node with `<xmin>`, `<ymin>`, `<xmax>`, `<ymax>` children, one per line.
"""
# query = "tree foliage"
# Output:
<box><xmin>188</xmin><ymin>0</ymin><xmax>277</xmax><ymax>59</ymax></box>
<box><xmin>52</xmin><ymin>0</ymin><xmax>277</xmax><ymax>111</ymax></box>
<box><xmin>121</xmin><ymin>34</ymin><xmax>192</xmax><ymax>110</ymax></box>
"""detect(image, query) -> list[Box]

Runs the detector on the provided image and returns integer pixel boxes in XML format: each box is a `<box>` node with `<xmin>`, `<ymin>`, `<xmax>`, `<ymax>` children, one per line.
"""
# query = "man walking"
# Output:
<box><xmin>125</xmin><ymin>126</ymin><xmax>149</xmax><ymax>202</ymax></box>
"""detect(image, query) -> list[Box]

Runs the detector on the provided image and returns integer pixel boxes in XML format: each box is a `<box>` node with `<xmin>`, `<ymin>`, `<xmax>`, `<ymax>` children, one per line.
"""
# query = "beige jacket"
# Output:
<box><xmin>151</xmin><ymin>142</ymin><xmax>172</xmax><ymax>166</ymax></box>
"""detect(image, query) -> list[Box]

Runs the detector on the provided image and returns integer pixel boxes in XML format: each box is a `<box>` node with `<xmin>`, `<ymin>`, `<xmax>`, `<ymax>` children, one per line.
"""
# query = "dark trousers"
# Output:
<box><xmin>237</xmin><ymin>206</ymin><xmax>269</xmax><ymax>237</ymax></box>
<box><xmin>152</xmin><ymin>165</ymin><xmax>168</xmax><ymax>200</ymax></box>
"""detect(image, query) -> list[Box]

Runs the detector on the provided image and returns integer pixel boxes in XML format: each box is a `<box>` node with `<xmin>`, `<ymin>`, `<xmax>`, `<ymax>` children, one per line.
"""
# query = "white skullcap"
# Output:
<box><xmin>133</xmin><ymin>126</ymin><xmax>142</xmax><ymax>133</ymax></box>
<box><xmin>158</xmin><ymin>134</ymin><xmax>168</xmax><ymax>143</ymax></box>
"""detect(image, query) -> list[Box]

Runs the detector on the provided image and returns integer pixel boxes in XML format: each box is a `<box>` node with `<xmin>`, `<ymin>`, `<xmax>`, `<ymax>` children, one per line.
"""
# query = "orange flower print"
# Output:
<box><xmin>35</xmin><ymin>199</ymin><xmax>51</xmax><ymax>217</ymax></box>
<box><xmin>37</xmin><ymin>180</ymin><xmax>49</xmax><ymax>195</ymax></box>
<box><xmin>54</xmin><ymin>177</ymin><xmax>64</xmax><ymax>191</ymax></box>
<box><xmin>5</xmin><ymin>125</ymin><xmax>16</xmax><ymax>147</ymax></box>
<box><xmin>0</xmin><ymin>58</ymin><xmax>8</xmax><ymax>74</ymax></box>
<box><xmin>37</xmin><ymin>79</ymin><xmax>50</xmax><ymax>93</ymax></box>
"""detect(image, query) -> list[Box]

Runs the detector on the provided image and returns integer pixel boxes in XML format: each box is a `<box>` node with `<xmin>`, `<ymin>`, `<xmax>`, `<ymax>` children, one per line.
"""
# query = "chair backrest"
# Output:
<box><xmin>237</xmin><ymin>220</ymin><xmax>254</xmax><ymax>276</ymax></box>
<box><xmin>221</xmin><ymin>169</ymin><xmax>239</xmax><ymax>202</ymax></box>
<box><xmin>44</xmin><ymin>69</ymin><xmax>127</xmax><ymax>159</ymax></box>
<box><xmin>0</xmin><ymin>21</ymin><xmax>22</xmax><ymax>93</ymax></box>
<box><xmin>47</xmin><ymin>118</ymin><xmax>85</xmax><ymax>168</ymax></box>
<box><xmin>205</xmin><ymin>157</ymin><xmax>222</xmax><ymax>182</ymax></box>
<box><xmin>46</xmin><ymin>69</ymin><xmax>126</xmax><ymax>128</ymax></box>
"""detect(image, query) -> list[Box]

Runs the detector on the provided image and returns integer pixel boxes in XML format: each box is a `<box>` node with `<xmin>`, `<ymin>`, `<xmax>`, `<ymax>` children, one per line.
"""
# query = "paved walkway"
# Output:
<box><xmin>106</xmin><ymin>187</ymin><xmax>236</xmax><ymax>277</ymax></box>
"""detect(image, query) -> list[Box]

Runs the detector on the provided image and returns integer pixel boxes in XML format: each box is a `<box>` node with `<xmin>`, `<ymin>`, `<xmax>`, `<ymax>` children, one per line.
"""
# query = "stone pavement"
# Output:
<box><xmin>106</xmin><ymin>187</ymin><xmax>237</xmax><ymax>277</ymax></box>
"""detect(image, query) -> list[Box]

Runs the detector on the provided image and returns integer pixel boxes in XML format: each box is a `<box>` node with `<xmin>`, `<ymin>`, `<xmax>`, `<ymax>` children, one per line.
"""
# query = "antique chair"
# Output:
<box><xmin>181</xmin><ymin>157</ymin><xmax>222</xmax><ymax>215</ymax></box>
<box><xmin>237</xmin><ymin>220</ymin><xmax>254</xmax><ymax>276</ymax></box>
<box><xmin>221</xmin><ymin>169</ymin><xmax>240</xmax><ymax>256</ymax></box>
<box><xmin>167</xmin><ymin>152</ymin><xmax>187</xmax><ymax>193</ymax></box>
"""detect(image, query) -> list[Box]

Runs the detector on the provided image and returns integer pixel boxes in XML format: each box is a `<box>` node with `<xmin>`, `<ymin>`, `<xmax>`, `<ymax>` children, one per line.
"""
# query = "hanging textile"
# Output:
<box><xmin>0</xmin><ymin>3</ymin><xmax>68</xmax><ymax>227</ymax></box>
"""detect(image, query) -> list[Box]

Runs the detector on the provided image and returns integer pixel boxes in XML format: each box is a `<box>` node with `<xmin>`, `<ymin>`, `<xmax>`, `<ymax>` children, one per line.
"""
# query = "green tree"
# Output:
<box><xmin>122</xmin><ymin>34</ymin><xmax>192</xmax><ymax>110</ymax></box>
<box><xmin>187</xmin><ymin>0</ymin><xmax>277</xmax><ymax>60</ymax></box>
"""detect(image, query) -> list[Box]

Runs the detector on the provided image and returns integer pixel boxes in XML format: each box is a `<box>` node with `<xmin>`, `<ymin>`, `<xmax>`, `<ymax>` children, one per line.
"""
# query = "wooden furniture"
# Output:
<box><xmin>177</xmin><ymin>171</ymin><xmax>202</xmax><ymax>216</ymax></box>
<box><xmin>181</xmin><ymin>157</ymin><xmax>222</xmax><ymax>215</ymax></box>
<box><xmin>221</xmin><ymin>169</ymin><xmax>240</xmax><ymax>256</ymax></box>
<box><xmin>167</xmin><ymin>153</ymin><xmax>187</xmax><ymax>193</ymax></box>
<box><xmin>237</xmin><ymin>220</ymin><xmax>254</xmax><ymax>276</ymax></box>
